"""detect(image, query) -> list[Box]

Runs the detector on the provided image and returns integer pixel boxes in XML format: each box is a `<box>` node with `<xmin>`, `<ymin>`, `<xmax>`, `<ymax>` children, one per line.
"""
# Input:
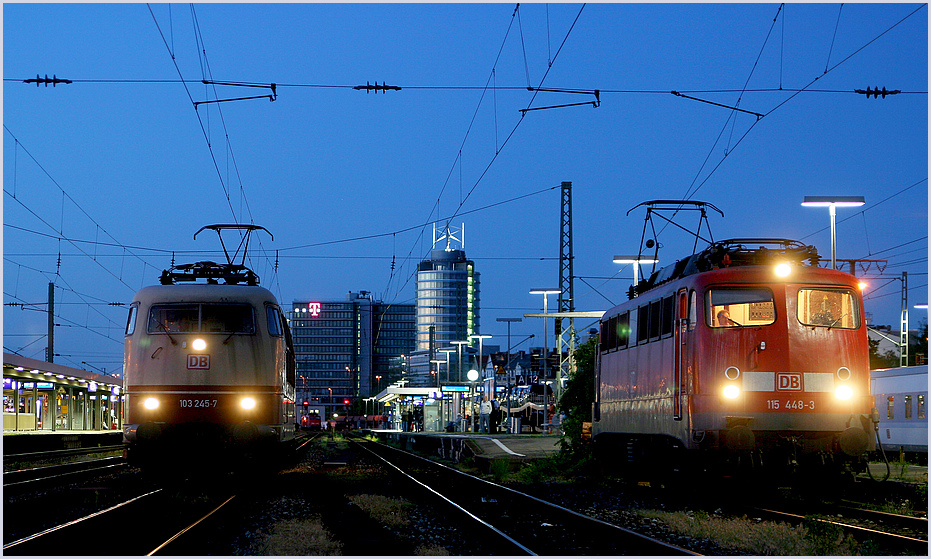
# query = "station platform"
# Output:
<box><xmin>365</xmin><ymin>430</ymin><xmax>561</xmax><ymax>472</ymax></box>
<box><xmin>2</xmin><ymin>430</ymin><xmax>123</xmax><ymax>457</ymax></box>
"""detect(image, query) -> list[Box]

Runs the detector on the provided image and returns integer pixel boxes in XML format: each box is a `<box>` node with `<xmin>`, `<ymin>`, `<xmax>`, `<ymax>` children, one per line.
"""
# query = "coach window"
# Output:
<box><xmin>637</xmin><ymin>305</ymin><xmax>650</xmax><ymax>344</ymax></box>
<box><xmin>905</xmin><ymin>395</ymin><xmax>913</xmax><ymax>419</ymax></box>
<box><xmin>919</xmin><ymin>395</ymin><xmax>926</xmax><ymax>419</ymax></box>
<box><xmin>648</xmin><ymin>300</ymin><xmax>662</xmax><ymax>340</ymax></box>
<box><xmin>706</xmin><ymin>287</ymin><xmax>776</xmax><ymax>328</ymax></box>
<box><xmin>616</xmin><ymin>312</ymin><xmax>630</xmax><ymax>348</ymax></box>
<box><xmin>628</xmin><ymin>309</ymin><xmax>638</xmax><ymax>346</ymax></box>
<box><xmin>661</xmin><ymin>295</ymin><xmax>674</xmax><ymax>337</ymax></box>
<box><xmin>886</xmin><ymin>395</ymin><xmax>895</xmax><ymax>420</ymax></box>
<box><xmin>797</xmin><ymin>288</ymin><xmax>859</xmax><ymax>329</ymax></box>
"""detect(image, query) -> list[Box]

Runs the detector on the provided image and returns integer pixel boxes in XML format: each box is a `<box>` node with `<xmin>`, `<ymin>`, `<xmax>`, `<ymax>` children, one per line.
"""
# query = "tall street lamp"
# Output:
<box><xmin>469</xmin><ymin>334</ymin><xmax>492</xmax><ymax>380</ymax></box>
<box><xmin>613</xmin><ymin>255</ymin><xmax>659</xmax><ymax>285</ymax></box>
<box><xmin>467</xmin><ymin>369</ymin><xmax>480</xmax><ymax>432</ymax></box>
<box><xmin>451</xmin><ymin>340</ymin><xmax>469</xmax><ymax>383</ymax></box>
<box><xmin>801</xmin><ymin>196</ymin><xmax>865</xmax><ymax>270</ymax></box>
<box><xmin>529</xmin><ymin>288</ymin><xmax>561</xmax><ymax>433</ymax></box>
<box><xmin>497</xmin><ymin>317</ymin><xmax>522</xmax><ymax>433</ymax></box>
<box><xmin>470</xmin><ymin>334</ymin><xmax>492</xmax><ymax>430</ymax></box>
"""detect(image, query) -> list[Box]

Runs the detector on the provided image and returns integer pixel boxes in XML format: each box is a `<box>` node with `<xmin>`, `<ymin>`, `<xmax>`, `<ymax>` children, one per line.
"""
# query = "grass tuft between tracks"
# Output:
<box><xmin>259</xmin><ymin>516</ymin><xmax>343</xmax><ymax>556</ymax></box>
<box><xmin>637</xmin><ymin>509</ymin><xmax>868</xmax><ymax>555</ymax></box>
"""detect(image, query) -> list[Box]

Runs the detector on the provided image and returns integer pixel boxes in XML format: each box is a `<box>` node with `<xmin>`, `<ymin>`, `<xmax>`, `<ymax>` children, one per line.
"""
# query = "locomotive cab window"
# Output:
<box><xmin>705</xmin><ymin>287</ymin><xmax>776</xmax><ymax>328</ymax></box>
<box><xmin>267</xmin><ymin>306</ymin><xmax>283</xmax><ymax>337</ymax></box>
<box><xmin>797</xmin><ymin>288</ymin><xmax>860</xmax><ymax>329</ymax></box>
<box><xmin>125</xmin><ymin>304</ymin><xmax>138</xmax><ymax>336</ymax></box>
<box><xmin>147</xmin><ymin>303</ymin><xmax>255</xmax><ymax>335</ymax></box>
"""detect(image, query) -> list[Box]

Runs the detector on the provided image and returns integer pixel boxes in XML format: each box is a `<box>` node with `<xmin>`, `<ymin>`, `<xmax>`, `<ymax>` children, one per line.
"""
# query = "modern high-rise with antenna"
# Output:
<box><xmin>407</xmin><ymin>222</ymin><xmax>481</xmax><ymax>386</ymax></box>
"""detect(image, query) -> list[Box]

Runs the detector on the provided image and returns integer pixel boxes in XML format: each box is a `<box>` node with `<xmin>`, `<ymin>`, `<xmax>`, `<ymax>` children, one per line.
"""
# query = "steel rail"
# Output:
<box><xmin>348</xmin><ymin>435</ymin><xmax>700</xmax><ymax>556</ymax></box>
<box><xmin>349</xmin><ymin>437</ymin><xmax>536</xmax><ymax>555</ymax></box>
<box><xmin>3</xmin><ymin>489</ymin><xmax>163</xmax><ymax>552</ymax></box>
<box><xmin>4</xmin><ymin>456</ymin><xmax>127</xmax><ymax>487</ymax></box>
<box><xmin>147</xmin><ymin>495</ymin><xmax>237</xmax><ymax>556</ymax></box>
<box><xmin>751</xmin><ymin>507</ymin><xmax>928</xmax><ymax>554</ymax></box>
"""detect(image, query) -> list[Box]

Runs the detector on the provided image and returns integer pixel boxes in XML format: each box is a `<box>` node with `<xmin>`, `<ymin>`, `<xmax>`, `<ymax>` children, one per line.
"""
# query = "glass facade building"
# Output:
<box><xmin>407</xmin><ymin>248</ymin><xmax>480</xmax><ymax>386</ymax></box>
<box><xmin>290</xmin><ymin>292</ymin><xmax>415</xmax><ymax>424</ymax></box>
<box><xmin>416</xmin><ymin>249</ymin><xmax>480</xmax><ymax>351</ymax></box>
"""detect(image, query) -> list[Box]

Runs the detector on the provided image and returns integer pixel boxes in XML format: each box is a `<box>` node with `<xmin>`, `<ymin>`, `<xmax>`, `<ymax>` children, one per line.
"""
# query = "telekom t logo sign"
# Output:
<box><xmin>308</xmin><ymin>302</ymin><xmax>321</xmax><ymax>317</ymax></box>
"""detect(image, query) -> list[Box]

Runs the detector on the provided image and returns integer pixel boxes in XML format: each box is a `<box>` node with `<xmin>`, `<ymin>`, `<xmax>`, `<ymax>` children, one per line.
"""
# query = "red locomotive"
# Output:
<box><xmin>594</xmin><ymin>234</ymin><xmax>874</xmax><ymax>478</ymax></box>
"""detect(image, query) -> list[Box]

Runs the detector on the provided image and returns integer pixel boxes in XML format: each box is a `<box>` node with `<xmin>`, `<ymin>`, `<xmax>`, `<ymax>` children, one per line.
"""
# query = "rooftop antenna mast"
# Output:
<box><xmin>432</xmin><ymin>222</ymin><xmax>464</xmax><ymax>252</ymax></box>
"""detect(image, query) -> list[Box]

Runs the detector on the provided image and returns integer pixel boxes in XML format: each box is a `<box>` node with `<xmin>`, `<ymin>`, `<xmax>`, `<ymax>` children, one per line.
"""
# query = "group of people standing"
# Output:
<box><xmin>478</xmin><ymin>396</ymin><xmax>503</xmax><ymax>433</ymax></box>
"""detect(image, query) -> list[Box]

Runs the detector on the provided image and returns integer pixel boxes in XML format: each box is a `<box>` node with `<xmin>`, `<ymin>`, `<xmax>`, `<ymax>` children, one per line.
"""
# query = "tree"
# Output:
<box><xmin>556</xmin><ymin>336</ymin><xmax>597</xmax><ymax>459</ymax></box>
<box><xmin>869</xmin><ymin>337</ymin><xmax>899</xmax><ymax>369</ymax></box>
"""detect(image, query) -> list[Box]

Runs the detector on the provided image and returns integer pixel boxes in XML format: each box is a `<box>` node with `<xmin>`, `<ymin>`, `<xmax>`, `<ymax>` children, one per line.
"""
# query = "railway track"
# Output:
<box><xmin>747</xmin><ymin>506</ymin><xmax>928</xmax><ymax>555</ymax></box>
<box><xmin>3</xmin><ymin>456</ymin><xmax>128</xmax><ymax>488</ymax></box>
<box><xmin>346</xmin><ymin>434</ymin><xmax>700</xmax><ymax>555</ymax></box>
<box><xmin>2</xmin><ymin>488</ymin><xmax>238</xmax><ymax>556</ymax></box>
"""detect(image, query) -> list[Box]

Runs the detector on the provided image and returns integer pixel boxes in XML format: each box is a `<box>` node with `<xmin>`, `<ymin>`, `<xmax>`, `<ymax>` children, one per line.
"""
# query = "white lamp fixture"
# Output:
<box><xmin>613</xmin><ymin>256</ymin><xmax>659</xmax><ymax>285</ymax></box>
<box><xmin>801</xmin><ymin>196</ymin><xmax>865</xmax><ymax>270</ymax></box>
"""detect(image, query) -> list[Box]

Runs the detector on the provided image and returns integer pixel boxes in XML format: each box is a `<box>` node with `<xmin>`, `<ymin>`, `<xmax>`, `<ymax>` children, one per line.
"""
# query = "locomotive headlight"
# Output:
<box><xmin>774</xmin><ymin>262</ymin><xmax>792</xmax><ymax>277</ymax></box>
<box><xmin>192</xmin><ymin>338</ymin><xmax>207</xmax><ymax>351</ymax></box>
<box><xmin>240</xmin><ymin>397</ymin><xmax>256</xmax><ymax>410</ymax></box>
<box><xmin>835</xmin><ymin>385</ymin><xmax>853</xmax><ymax>400</ymax></box>
<box><xmin>723</xmin><ymin>384</ymin><xmax>741</xmax><ymax>399</ymax></box>
<box><xmin>144</xmin><ymin>397</ymin><xmax>159</xmax><ymax>410</ymax></box>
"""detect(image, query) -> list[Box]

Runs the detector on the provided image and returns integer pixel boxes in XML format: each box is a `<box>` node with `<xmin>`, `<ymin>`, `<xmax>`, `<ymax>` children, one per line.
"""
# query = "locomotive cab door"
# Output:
<box><xmin>673</xmin><ymin>289</ymin><xmax>690</xmax><ymax>421</ymax></box>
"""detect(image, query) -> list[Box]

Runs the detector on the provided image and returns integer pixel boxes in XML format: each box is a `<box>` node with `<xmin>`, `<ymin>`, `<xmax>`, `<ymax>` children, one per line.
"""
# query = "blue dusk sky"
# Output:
<box><xmin>3</xmin><ymin>3</ymin><xmax>928</xmax><ymax>376</ymax></box>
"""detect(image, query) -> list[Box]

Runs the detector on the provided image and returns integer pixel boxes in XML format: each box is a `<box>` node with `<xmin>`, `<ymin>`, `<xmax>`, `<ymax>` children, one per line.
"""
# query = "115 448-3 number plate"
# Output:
<box><xmin>766</xmin><ymin>399</ymin><xmax>815</xmax><ymax>410</ymax></box>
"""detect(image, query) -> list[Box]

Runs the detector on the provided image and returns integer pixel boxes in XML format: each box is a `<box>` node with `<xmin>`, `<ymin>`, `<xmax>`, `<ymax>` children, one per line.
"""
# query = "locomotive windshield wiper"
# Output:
<box><xmin>827</xmin><ymin>313</ymin><xmax>850</xmax><ymax>331</ymax></box>
<box><xmin>156</xmin><ymin>322</ymin><xmax>178</xmax><ymax>345</ymax></box>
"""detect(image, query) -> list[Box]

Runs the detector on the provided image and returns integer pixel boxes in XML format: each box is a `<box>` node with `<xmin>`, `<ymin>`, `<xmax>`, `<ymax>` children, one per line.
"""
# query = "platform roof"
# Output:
<box><xmin>3</xmin><ymin>352</ymin><xmax>123</xmax><ymax>392</ymax></box>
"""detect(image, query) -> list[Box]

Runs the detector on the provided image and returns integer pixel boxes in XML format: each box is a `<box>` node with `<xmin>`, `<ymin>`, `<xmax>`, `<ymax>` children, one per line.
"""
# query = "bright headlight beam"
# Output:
<box><xmin>144</xmin><ymin>397</ymin><xmax>159</xmax><ymax>410</ymax></box>
<box><xmin>241</xmin><ymin>397</ymin><xmax>256</xmax><ymax>410</ymax></box>
<box><xmin>192</xmin><ymin>338</ymin><xmax>207</xmax><ymax>351</ymax></box>
<box><xmin>723</xmin><ymin>385</ymin><xmax>740</xmax><ymax>399</ymax></box>
<box><xmin>835</xmin><ymin>385</ymin><xmax>853</xmax><ymax>400</ymax></box>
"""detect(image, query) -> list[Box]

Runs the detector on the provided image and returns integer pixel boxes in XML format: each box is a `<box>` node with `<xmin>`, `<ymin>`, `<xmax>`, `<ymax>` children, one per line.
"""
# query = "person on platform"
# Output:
<box><xmin>479</xmin><ymin>397</ymin><xmax>492</xmax><ymax>433</ymax></box>
<box><xmin>490</xmin><ymin>397</ymin><xmax>501</xmax><ymax>434</ymax></box>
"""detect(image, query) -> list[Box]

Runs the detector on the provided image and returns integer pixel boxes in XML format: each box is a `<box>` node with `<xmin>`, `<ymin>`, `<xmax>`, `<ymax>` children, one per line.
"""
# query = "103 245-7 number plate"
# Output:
<box><xmin>179</xmin><ymin>399</ymin><xmax>218</xmax><ymax>408</ymax></box>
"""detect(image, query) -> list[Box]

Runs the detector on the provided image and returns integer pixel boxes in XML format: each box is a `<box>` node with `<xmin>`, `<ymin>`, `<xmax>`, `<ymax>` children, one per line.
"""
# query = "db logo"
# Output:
<box><xmin>187</xmin><ymin>355</ymin><xmax>210</xmax><ymax>370</ymax></box>
<box><xmin>776</xmin><ymin>372</ymin><xmax>802</xmax><ymax>391</ymax></box>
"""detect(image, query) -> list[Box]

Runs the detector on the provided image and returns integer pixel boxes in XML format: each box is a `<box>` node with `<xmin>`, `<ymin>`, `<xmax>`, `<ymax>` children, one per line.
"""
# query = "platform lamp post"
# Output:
<box><xmin>431</xmin><ymin>359</ymin><xmax>445</xmax><ymax>431</ymax></box>
<box><xmin>529</xmin><ymin>288</ymin><xmax>561</xmax><ymax>433</ymax></box>
<box><xmin>467</xmin><ymin>369</ymin><xmax>479</xmax><ymax>432</ymax></box>
<box><xmin>439</xmin><ymin>348</ymin><xmax>456</xmax><ymax>430</ymax></box>
<box><xmin>801</xmin><ymin>196</ymin><xmax>865</xmax><ymax>270</ymax></box>
<box><xmin>612</xmin><ymin>255</ymin><xmax>659</xmax><ymax>286</ymax></box>
<box><xmin>497</xmin><ymin>317</ymin><xmax>522</xmax><ymax>433</ymax></box>
<box><xmin>451</xmin><ymin>340</ymin><xmax>470</xmax><ymax>383</ymax></box>
<box><xmin>469</xmin><ymin>334</ymin><xmax>492</xmax><ymax>385</ymax></box>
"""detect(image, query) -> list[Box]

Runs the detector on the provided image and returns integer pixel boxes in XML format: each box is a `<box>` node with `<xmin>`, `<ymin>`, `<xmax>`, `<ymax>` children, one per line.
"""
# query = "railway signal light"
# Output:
<box><xmin>343</xmin><ymin>398</ymin><xmax>350</xmax><ymax>406</ymax></box>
